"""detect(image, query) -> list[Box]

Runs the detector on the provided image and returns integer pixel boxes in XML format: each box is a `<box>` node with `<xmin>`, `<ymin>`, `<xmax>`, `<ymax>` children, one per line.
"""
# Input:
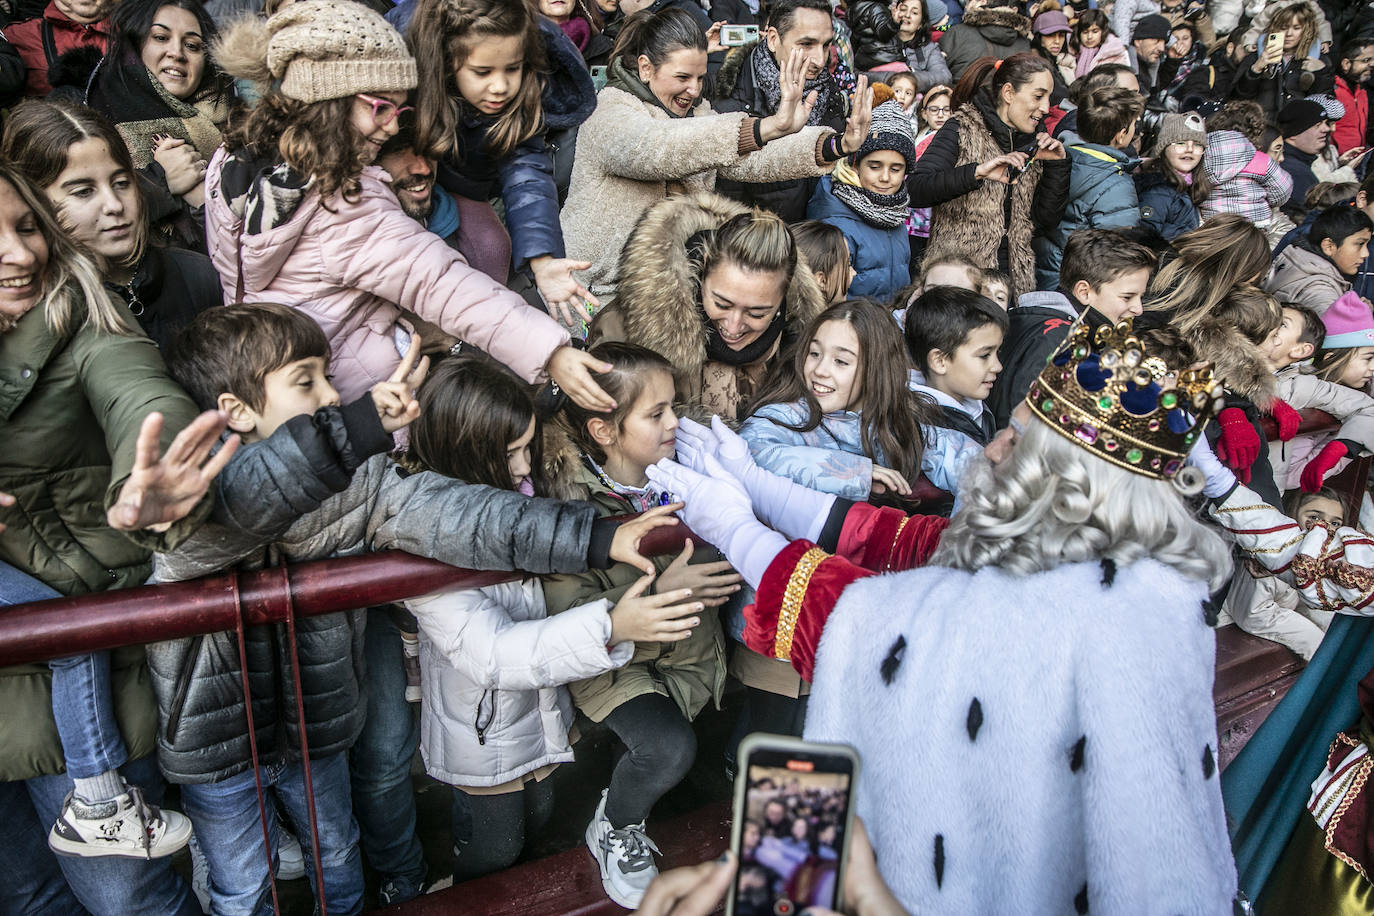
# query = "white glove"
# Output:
<box><xmin>1188</xmin><ymin>436</ymin><xmax>1237</xmax><ymax>499</ymax></box>
<box><xmin>646</xmin><ymin>455</ymin><xmax>791</xmax><ymax>589</ymax></box>
<box><xmin>675</xmin><ymin>416</ymin><xmax>837</xmax><ymax>542</ymax></box>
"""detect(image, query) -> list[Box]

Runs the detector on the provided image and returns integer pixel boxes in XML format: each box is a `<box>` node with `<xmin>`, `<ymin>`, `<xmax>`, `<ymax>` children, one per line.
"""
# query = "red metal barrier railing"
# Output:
<box><xmin>0</xmin><ymin>523</ymin><xmax>699</xmax><ymax>668</ymax></box>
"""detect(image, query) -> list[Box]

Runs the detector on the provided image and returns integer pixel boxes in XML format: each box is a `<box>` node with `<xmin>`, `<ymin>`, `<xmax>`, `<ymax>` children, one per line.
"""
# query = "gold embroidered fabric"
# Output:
<box><xmin>775</xmin><ymin>547</ymin><xmax>829</xmax><ymax>662</ymax></box>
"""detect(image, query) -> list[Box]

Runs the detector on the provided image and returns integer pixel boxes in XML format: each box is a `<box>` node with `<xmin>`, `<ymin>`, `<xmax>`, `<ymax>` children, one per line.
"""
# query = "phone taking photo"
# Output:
<box><xmin>726</xmin><ymin>735</ymin><xmax>861</xmax><ymax>916</ymax></box>
<box><xmin>721</xmin><ymin>23</ymin><xmax>760</xmax><ymax>46</ymax></box>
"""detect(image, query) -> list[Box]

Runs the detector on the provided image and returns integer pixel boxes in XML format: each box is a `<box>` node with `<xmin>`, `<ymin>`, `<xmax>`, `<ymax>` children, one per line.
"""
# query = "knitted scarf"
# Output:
<box><xmin>86</xmin><ymin>55</ymin><xmax>230</xmax><ymax>170</ymax></box>
<box><xmin>219</xmin><ymin>147</ymin><xmax>312</xmax><ymax>236</ymax></box>
<box><xmin>750</xmin><ymin>40</ymin><xmax>834</xmax><ymax>127</ymax></box>
<box><xmin>831</xmin><ymin>158</ymin><xmax>909</xmax><ymax>228</ymax></box>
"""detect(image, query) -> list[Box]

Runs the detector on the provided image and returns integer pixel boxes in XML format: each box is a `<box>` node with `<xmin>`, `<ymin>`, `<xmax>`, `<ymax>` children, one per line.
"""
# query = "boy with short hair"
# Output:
<box><xmin>1264</xmin><ymin>303</ymin><xmax>1374</xmax><ymax>494</ymax></box>
<box><xmin>991</xmin><ymin>228</ymin><xmax>1157</xmax><ymax>426</ymax></box>
<box><xmin>153</xmin><ymin>304</ymin><xmax>667</xmax><ymax>916</ymax></box>
<box><xmin>1034</xmin><ymin>86</ymin><xmax>1146</xmax><ymax>290</ymax></box>
<box><xmin>904</xmin><ymin>287</ymin><xmax>1010</xmax><ymax>445</ymax></box>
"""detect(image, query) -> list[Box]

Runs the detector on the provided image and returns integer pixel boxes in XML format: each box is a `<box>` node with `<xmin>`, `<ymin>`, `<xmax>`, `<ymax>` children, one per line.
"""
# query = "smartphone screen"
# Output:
<box><xmin>730</xmin><ymin>743</ymin><xmax>857</xmax><ymax>916</ymax></box>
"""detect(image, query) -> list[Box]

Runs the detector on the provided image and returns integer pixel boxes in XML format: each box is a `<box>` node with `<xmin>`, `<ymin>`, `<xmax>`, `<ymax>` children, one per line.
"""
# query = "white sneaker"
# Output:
<box><xmin>48</xmin><ymin>785</ymin><xmax>192</xmax><ymax>859</ymax></box>
<box><xmin>584</xmin><ymin>789</ymin><xmax>660</xmax><ymax>909</ymax></box>
<box><xmin>276</xmin><ymin>825</ymin><xmax>306</xmax><ymax>880</ymax></box>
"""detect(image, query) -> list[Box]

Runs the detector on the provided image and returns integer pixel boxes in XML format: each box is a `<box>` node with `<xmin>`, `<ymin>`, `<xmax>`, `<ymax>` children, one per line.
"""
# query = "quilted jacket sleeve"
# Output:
<box><xmin>324</xmin><ymin>190</ymin><xmax>569</xmax><ymax>383</ymax></box>
<box><xmin>496</xmin><ymin>131</ymin><xmax>566</xmax><ymax>268</ymax></box>
<box><xmin>408</xmin><ymin>588</ymin><xmax>631</xmax><ymax>690</ymax></box>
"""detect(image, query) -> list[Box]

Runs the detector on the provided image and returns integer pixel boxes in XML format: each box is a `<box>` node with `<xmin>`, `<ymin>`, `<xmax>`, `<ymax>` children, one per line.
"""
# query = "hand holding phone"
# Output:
<box><xmin>721</xmin><ymin>23</ymin><xmax>760</xmax><ymax>46</ymax></box>
<box><xmin>726</xmin><ymin>735</ymin><xmax>861</xmax><ymax>916</ymax></box>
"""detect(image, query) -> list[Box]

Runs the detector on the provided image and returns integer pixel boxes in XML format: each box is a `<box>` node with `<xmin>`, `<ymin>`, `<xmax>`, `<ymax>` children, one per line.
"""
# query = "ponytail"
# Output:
<box><xmin>951</xmin><ymin>52</ymin><xmax>1052</xmax><ymax>111</ymax></box>
<box><xmin>611</xmin><ymin>6</ymin><xmax>705</xmax><ymax>70</ymax></box>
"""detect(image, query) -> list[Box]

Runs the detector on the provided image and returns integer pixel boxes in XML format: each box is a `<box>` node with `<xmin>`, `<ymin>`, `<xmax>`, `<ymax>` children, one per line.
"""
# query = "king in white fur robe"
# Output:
<box><xmin>802</xmin><ymin>557</ymin><xmax>1238</xmax><ymax>915</ymax></box>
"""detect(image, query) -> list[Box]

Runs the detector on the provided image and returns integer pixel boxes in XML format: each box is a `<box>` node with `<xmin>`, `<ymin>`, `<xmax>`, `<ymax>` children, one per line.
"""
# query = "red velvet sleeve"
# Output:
<box><xmin>834</xmin><ymin>503</ymin><xmax>950</xmax><ymax>572</ymax></box>
<box><xmin>742</xmin><ymin>540</ymin><xmax>875</xmax><ymax>683</ymax></box>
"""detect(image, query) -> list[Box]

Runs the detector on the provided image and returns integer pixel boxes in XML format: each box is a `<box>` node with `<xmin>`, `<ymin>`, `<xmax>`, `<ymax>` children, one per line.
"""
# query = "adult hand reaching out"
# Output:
<box><xmin>107</xmin><ymin>410</ymin><xmax>241</xmax><ymax>532</ymax></box>
<box><xmin>759</xmin><ymin>48</ymin><xmax>819</xmax><ymax>142</ymax></box>
<box><xmin>840</xmin><ymin>76</ymin><xmax>873</xmax><ymax>155</ymax></box>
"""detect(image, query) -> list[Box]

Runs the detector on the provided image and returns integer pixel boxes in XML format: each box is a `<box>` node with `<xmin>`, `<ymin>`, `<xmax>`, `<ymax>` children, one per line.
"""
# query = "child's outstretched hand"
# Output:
<box><xmin>870</xmin><ymin>465</ymin><xmax>912</xmax><ymax>496</ymax></box>
<box><xmin>609</xmin><ymin>572</ymin><xmax>703</xmax><ymax>645</ymax></box>
<box><xmin>108</xmin><ymin>410</ymin><xmax>240</xmax><ymax>531</ymax></box>
<box><xmin>373</xmin><ymin>336</ymin><xmax>430</xmax><ymax>433</ymax></box>
<box><xmin>1269</xmin><ymin>398</ymin><xmax>1301</xmax><ymax>441</ymax></box>
<box><xmin>655</xmin><ymin>539</ymin><xmax>743</xmax><ymax>608</ymax></box>
<box><xmin>609</xmin><ymin>503</ymin><xmax>682</xmax><ymax>575</ymax></box>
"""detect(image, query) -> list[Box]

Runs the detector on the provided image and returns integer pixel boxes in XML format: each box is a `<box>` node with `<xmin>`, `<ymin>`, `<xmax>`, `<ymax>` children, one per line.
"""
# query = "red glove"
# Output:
<box><xmin>1269</xmin><ymin>398</ymin><xmax>1301</xmax><ymax>441</ymax></box>
<box><xmin>1214</xmin><ymin>408</ymin><xmax>1261</xmax><ymax>482</ymax></box>
<box><xmin>1301</xmin><ymin>440</ymin><xmax>1348</xmax><ymax>492</ymax></box>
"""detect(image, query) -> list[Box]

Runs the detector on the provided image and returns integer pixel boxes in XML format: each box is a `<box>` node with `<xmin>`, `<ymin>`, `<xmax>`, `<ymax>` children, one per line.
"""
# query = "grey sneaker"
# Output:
<box><xmin>584</xmin><ymin>789</ymin><xmax>660</xmax><ymax>909</ymax></box>
<box><xmin>276</xmin><ymin>826</ymin><xmax>306</xmax><ymax>880</ymax></box>
<box><xmin>48</xmin><ymin>786</ymin><xmax>192</xmax><ymax>859</ymax></box>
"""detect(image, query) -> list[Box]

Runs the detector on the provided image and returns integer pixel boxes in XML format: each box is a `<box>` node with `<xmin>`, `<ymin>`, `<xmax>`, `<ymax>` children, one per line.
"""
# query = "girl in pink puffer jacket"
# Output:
<box><xmin>205</xmin><ymin>0</ymin><xmax>614</xmax><ymax>413</ymax></box>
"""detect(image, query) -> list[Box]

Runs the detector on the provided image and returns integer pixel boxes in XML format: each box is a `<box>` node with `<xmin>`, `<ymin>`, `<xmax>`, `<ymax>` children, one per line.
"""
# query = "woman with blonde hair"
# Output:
<box><xmin>0</xmin><ymin>161</ymin><xmax>234</xmax><ymax>916</ymax></box>
<box><xmin>1232</xmin><ymin>1</ymin><xmax>1333</xmax><ymax>121</ymax></box>
<box><xmin>654</xmin><ymin>317</ymin><xmax>1238</xmax><ymax>913</ymax></box>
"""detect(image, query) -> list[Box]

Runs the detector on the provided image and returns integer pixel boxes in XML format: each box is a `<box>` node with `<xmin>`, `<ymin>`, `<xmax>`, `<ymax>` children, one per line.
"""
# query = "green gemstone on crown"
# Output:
<box><xmin>1126</xmin><ymin>448</ymin><xmax>1143</xmax><ymax>464</ymax></box>
<box><xmin>1160</xmin><ymin>391</ymin><xmax>1179</xmax><ymax>409</ymax></box>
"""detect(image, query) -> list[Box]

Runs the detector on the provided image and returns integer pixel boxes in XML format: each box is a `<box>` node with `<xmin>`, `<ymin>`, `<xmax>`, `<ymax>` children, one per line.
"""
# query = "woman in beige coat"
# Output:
<box><xmin>561</xmin><ymin>6</ymin><xmax>872</xmax><ymax>299</ymax></box>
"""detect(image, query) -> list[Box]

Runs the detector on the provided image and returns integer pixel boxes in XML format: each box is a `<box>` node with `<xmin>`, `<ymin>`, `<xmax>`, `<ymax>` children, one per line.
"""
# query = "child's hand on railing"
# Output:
<box><xmin>608</xmin><ymin>572</ymin><xmax>703</xmax><ymax>645</ymax></box>
<box><xmin>1268</xmin><ymin>398</ymin><xmax>1301</xmax><ymax>442</ymax></box>
<box><xmin>609</xmin><ymin>503</ymin><xmax>682</xmax><ymax>576</ymax></box>
<box><xmin>372</xmin><ymin>335</ymin><xmax>429</xmax><ymax>434</ymax></box>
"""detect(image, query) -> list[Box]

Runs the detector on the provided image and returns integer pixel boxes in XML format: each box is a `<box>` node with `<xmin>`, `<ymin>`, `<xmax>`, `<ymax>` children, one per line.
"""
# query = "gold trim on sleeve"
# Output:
<box><xmin>775</xmin><ymin>547</ymin><xmax>830</xmax><ymax>662</ymax></box>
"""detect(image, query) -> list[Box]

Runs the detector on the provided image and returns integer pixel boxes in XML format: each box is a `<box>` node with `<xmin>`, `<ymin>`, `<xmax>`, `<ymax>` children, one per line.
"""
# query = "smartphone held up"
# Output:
<box><xmin>727</xmin><ymin>735</ymin><xmax>861</xmax><ymax>916</ymax></box>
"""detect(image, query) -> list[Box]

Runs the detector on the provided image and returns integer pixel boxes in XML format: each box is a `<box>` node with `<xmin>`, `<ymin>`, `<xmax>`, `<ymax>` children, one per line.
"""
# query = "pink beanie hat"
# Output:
<box><xmin>1322</xmin><ymin>292</ymin><xmax>1374</xmax><ymax>349</ymax></box>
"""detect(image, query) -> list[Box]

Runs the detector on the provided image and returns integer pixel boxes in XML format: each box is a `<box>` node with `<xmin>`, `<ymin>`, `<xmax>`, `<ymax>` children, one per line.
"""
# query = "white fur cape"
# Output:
<box><xmin>803</xmin><ymin>559</ymin><xmax>1236</xmax><ymax>915</ymax></box>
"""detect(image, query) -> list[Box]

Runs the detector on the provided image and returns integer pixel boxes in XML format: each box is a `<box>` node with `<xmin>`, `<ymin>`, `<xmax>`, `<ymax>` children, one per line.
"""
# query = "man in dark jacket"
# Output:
<box><xmin>1278</xmin><ymin>99</ymin><xmax>1333</xmax><ymax>217</ymax></box>
<box><xmin>938</xmin><ymin>0</ymin><xmax>1030</xmax><ymax>81</ymax></box>
<box><xmin>713</xmin><ymin>0</ymin><xmax>849</xmax><ymax>221</ymax></box>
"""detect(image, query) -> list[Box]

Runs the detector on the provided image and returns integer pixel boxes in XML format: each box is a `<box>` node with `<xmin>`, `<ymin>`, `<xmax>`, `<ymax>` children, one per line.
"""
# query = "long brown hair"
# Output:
<box><xmin>1269</xmin><ymin>2</ymin><xmax>1319</xmax><ymax>60</ymax></box>
<box><xmin>1145</xmin><ymin>214</ymin><xmax>1272</xmax><ymax>332</ymax></box>
<box><xmin>746</xmin><ymin>300</ymin><xmax>937</xmax><ymax>485</ymax></box>
<box><xmin>951</xmin><ymin>52</ymin><xmax>1053</xmax><ymax>111</ymax></box>
<box><xmin>408</xmin><ymin>353</ymin><xmax>545</xmax><ymax>493</ymax></box>
<box><xmin>1</xmin><ymin>99</ymin><xmax>150</xmax><ymax>272</ymax></box>
<box><xmin>408</xmin><ymin>0</ymin><xmax>548</xmax><ymax>161</ymax></box>
<box><xmin>214</xmin><ymin>18</ymin><xmax>371</xmax><ymax>203</ymax></box>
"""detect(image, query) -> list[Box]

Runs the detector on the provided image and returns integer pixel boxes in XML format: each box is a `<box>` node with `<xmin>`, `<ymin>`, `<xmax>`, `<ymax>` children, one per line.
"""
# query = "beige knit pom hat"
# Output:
<box><xmin>217</xmin><ymin>0</ymin><xmax>417</xmax><ymax>103</ymax></box>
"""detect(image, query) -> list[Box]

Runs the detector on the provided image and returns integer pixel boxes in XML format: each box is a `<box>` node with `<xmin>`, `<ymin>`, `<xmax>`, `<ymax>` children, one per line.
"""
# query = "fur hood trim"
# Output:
<box><xmin>713</xmin><ymin>41</ymin><xmax>758</xmax><ymax>100</ymax></box>
<box><xmin>961</xmin><ymin>7</ymin><xmax>1032</xmax><ymax>38</ymax></box>
<box><xmin>1187</xmin><ymin>320</ymin><xmax>1276</xmax><ymax>410</ymax></box>
<box><xmin>541</xmin><ymin>414</ymin><xmax>596</xmax><ymax>503</ymax></box>
<box><xmin>611</xmin><ymin>191</ymin><xmax>827</xmax><ymax>386</ymax></box>
<box><xmin>212</xmin><ymin>15</ymin><xmax>274</xmax><ymax>86</ymax></box>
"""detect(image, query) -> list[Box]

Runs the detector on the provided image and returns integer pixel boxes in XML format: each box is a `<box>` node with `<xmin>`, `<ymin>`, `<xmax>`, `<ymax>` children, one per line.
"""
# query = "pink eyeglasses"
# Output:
<box><xmin>356</xmin><ymin>93</ymin><xmax>414</xmax><ymax>127</ymax></box>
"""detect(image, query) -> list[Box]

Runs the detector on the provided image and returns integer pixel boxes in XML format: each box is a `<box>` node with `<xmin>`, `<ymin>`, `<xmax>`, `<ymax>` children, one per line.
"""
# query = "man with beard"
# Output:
<box><xmin>376</xmin><ymin>128</ymin><xmax>512</xmax><ymax>285</ymax></box>
<box><xmin>711</xmin><ymin>0</ymin><xmax>848</xmax><ymax>221</ymax></box>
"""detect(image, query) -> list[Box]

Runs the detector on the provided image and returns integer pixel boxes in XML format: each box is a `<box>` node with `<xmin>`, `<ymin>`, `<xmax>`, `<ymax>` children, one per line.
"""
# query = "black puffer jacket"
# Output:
<box><xmin>146</xmin><ymin>400</ymin><xmax>612</xmax><ymax>784</ymax></box>
<box><xmin>1231</xmin><ymin>51</ymin><xmax>1335</xmax><ymax>123</ymax></box>
<box><xmin>712</xmin><ymin>41</ymin><xmax>849</xmax><ymax>221</ymax></box>
<box><xmin>938</xmin><ymin>7</ymin><xmax>1032</xmax><ymax>80</ymax></box>
<box><xmin>107</xmin><ymin>245</ymin><xmax>220</xmax><ymax>352</ymax></box>
<box><xmin>848</xmin><ymin>0</ymin><xmax>904</xmax><ymax>69</ymax></box>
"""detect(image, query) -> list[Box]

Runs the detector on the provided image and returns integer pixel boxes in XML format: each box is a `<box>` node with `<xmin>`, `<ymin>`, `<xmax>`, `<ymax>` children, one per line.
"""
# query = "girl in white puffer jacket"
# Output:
<box><xmin>401</xmin><ymin>354</ymin><xmax>703</xmax><ymax>882</ymax></box>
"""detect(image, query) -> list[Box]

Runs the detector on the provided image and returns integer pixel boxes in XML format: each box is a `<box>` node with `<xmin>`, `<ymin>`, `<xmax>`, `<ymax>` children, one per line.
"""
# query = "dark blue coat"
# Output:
<box><xmin>1133</xmin><ymin>170</ymin><xmax>1199</xmax><ymax>242</ymax></box>
<box><xmin>806</xmin><ymin>175</ymin><xmax>911</xmax><ymax>303</ymax></box>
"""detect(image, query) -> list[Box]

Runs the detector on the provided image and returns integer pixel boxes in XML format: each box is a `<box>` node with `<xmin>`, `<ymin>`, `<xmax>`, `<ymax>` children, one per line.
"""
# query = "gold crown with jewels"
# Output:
<box><xmin>1026</xmin><ymin>319</ymin><xmax>1226</xmax><ymax>480</ymax></box>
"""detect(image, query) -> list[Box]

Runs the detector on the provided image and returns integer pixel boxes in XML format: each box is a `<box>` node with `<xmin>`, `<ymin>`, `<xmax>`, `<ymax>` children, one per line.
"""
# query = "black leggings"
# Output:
<box><xmin>602</xmin><ymin>692</ymin><xmax>697</xmax><ymax>828</ymax></box>
<box><xmin>450</xmin><ymin>776</ymin><xmax>554</xmax><ymax>882</ymax></box>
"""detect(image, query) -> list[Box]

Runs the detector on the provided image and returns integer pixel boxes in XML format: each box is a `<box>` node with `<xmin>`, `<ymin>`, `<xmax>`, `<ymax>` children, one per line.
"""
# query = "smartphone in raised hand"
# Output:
<box><xmin>726</xmin><ymin>735</ymin><xmax>861</xmax><ymax>916</ymax></box>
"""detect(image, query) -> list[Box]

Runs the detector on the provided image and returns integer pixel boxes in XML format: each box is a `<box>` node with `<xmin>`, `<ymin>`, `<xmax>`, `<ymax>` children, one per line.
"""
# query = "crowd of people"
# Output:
<box><xmin>2</xmin><ymin>0</ymin><xmax>1374</xmax><ymax>912</ymax></box>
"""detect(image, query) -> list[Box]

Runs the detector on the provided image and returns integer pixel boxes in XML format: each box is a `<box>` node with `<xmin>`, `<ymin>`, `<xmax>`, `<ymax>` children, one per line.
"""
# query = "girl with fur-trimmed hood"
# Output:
<box><xmin>590</xmin><ymin>192</ymin><xmax>828</xmax><ymax>419</ymax></box>
<box><xmin>560</xmin><ymin>6</ymin><xmax>872</xmax><ymax>300</ymax></box>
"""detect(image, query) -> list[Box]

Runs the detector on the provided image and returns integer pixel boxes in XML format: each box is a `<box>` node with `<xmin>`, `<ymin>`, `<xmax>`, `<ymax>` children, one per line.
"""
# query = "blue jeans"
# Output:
<box><xmin>180</xmin><ymin>752</ymin><xmax>363</xmax><ymax>916</ymax></box>
<box><xmin>348</xmin><ymin>609</ymin><xmax>425</xmax><ymax>897</ymax></box>
<box><xmin>0</xmin><ymin>754</ymin><xmax>199</xmax><ymax>916</ymax></box>
<box><xmin>0</xmin><ymin>561</ymin><xmax>127</xmax><ymax>779</ymax></box>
